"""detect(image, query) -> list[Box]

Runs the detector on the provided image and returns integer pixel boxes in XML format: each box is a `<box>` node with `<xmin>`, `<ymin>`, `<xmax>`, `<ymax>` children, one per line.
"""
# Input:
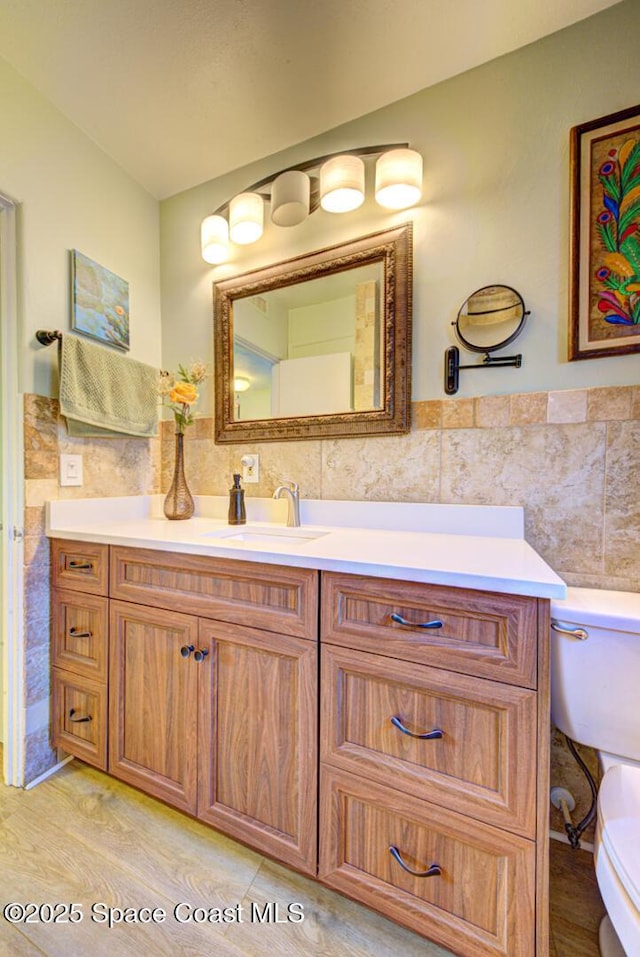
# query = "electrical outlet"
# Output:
<box><xmin>59</xmin><ymin>453</ymin><xmax>83</xmax><ymax>487</ymax></box>
<box><xmin>241</xmin><ymin>453</ymin><xmax>259</xmax><ymax>484</ymax></box>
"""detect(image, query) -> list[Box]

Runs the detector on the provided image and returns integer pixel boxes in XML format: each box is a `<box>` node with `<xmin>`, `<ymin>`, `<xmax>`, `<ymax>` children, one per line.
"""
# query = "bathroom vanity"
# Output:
<box><xmin>47</xmin><ymin>495</ymin><xmax>565</xmax><ymax>957</ymax></box>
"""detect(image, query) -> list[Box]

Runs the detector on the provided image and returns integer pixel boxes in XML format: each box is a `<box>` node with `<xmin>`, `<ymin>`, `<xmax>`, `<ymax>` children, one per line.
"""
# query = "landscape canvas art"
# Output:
<box><xmin>71</xmin><ymin>249</ymin><xmax>130</xmax><ymax>351</ymax></box>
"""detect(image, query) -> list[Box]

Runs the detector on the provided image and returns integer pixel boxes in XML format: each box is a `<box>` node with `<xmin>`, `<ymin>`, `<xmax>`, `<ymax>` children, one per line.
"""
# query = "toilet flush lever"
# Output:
<box><xmin>551</xmin><ymin>620</ymin><xmax>589</xmax><ymax>641</ymax></box>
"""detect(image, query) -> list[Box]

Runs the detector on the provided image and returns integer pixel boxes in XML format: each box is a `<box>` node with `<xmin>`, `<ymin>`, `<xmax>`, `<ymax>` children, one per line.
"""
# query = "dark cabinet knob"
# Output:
<box><xmin>194</xmin><ymin>648</ymin><xmax>209</xmax><ymax>662</ymax></box>
<box><xmin>180</xmin><ymin>645</ymin><xmax>194</xmax><ymax>658</ymax></box>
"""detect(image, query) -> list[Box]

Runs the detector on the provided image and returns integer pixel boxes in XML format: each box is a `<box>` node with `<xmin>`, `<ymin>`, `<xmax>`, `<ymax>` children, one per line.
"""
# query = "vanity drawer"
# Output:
<box><xmin>51</xmin><ymin>589</ymin><xmax>108</xmax><ymax>681</ymax></box>
<box><xmin>321</xmin><ymin>645</ymin><xmax>537</xmax><ymax>836</ymax></box>
<box><xmin>321</xmin><ymin>572</ymin><xmax>538</xmax><ymax>687</ymax></box>
<box><xmin>51</xmin><ymin>669</ymin><xmax>107</xmax><ymax>770</ymax></box>
<box><xmin>110</xmin><ymin>546</ymin><xmax>318</xmax><ymax>639</ymax></box>
<box><xmin>51</xmin><ymin>540</ymin><xmax>109</xmax><ymax>596</ymax></box>
<box><xmin>319</xmin><ymin>767</ymin><xmax>535</xmax><ymax>957</ymax></box>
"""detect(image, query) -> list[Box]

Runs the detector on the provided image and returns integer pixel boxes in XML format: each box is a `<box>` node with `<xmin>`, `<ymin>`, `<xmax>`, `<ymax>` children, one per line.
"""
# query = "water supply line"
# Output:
<box><xmin>550</xmin><ymin>734</ymin><xmax>598</xmax><ymax>849</ymax></box>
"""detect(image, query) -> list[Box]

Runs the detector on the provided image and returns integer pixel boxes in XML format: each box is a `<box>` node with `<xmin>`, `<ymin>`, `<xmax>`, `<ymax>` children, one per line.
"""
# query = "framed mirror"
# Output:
<box><xmin>213</xmin><ymin>223</ymin><xmax>412</xmax><ymax>443</ymax></box>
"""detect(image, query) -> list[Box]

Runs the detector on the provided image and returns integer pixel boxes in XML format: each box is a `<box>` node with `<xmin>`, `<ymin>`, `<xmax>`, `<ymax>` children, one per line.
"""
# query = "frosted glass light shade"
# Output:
<box><xmin>320</xmin><ymin>155</ymin><xmax>365</xmax><ymax>213</ymax></box>
<box><xmin>234</xmin><ymin>376</ymin><xmax>250</xmax><ymax>392</ymax></box>
<box><xmin>375</xmin><ymin>148</ymin><xmax>423</xmax><ymax>209</ymax></box>
<box><xmin>201</xmin><ymin>214</ymin><xmax>230</xmax><ymax>264</ymax></box>
<box><xmin>271</xmin><ymin>170</ymin><xmax>310</xmax><ymax>226</ymax></box>
<box><xmin>229</xmin><ymin>192</ymin><xmax>264</xmax><ymax>244</ymax></box>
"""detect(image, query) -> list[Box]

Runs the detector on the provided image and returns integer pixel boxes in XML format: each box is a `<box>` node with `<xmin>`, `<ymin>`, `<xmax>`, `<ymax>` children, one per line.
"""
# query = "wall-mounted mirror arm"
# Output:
<box><xmin>444</xmin><ymin>346</ymin><xmax>523</xmax><ymax>395</ymax></box>
<box><xmin>444</xmin><ymin>284</ymin><xmax>529</xmax><ymax>395</ymax></box>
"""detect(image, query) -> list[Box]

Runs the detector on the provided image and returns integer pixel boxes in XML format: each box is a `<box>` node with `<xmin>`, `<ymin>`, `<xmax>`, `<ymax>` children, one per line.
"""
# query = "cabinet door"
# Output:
<box><xmin>109</xmin><ymin>600</ymin><xmax>199</xmax><ymax>814</ymax></box>
<box><xmin>322</xmin><ymin>572</ymin><xmax>539</xmax><ymax>688</ymax></box>
<box><xmin>320</xmin><ymin>767</ymin><xmax>536</xmax><ymax>957</ymax></box>
<box><xmin>321</xmin><ymin>645</ymin><xmax>537</xmax><ymax>836</ymax></box>
<box><xmin>197</xmin><ymin>619</ymin><xmax>317</xmax><ymax>875</ymax></box>
<box><xmin>51</xmin><ymin>669</ymin><xmax>107</xmax><ymax>770</ymax></box>
<box><xmin>52</xmin><ymin>588</ymin><xmax>108</xmax><ymax>681</ymax></box>
<box><xmin>110</xmin><ymin>546</ymin><xmax>318</xmax><ymax>638</ymax></box>
<box><xmin>51</xmin><ymin>540</ymin><xmax>109</xmax><ymax>596</ymax></box>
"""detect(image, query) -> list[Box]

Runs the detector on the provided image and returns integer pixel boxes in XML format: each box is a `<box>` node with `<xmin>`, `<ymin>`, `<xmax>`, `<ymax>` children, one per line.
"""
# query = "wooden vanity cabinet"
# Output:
<box><xmin>50</xmin><ymin>541</ymin><xmax>110</xmax><ymax>769</ymax></box>
<box><xmin>50</xmin><ymin>539</ymin><xmax>551</xmax><ymax>955</ymax></box>
<box><xmin>107</xmin><ymin>546</ymin><xmax>318</xmax><ymax>874</ymax></box>
<box><xmin>319</xmin><ymin>571</ymin><xmax>550</xmax><ymax>957</ymax></box>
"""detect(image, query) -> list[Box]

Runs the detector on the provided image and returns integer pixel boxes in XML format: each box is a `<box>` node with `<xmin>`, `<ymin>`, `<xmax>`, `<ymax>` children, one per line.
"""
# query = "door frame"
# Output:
<box><xmin>1</xmin><ymin>192</ymin><xmax>25</xmax><ymax>787</ymax></box>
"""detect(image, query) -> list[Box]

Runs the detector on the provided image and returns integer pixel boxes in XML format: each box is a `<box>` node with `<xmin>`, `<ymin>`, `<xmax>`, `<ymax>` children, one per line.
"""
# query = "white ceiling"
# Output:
<box><xmin>0</xmin><ymin>0</ymin><xmax>622</xmax><ymax>199</ymax></box>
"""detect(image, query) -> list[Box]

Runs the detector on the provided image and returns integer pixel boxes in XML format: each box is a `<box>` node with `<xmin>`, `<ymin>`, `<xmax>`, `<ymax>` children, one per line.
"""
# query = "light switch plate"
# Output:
<box><xmin>59</xmin><ymin>453</ymin><xmax>83</xmax><ymax>487</ymax></box>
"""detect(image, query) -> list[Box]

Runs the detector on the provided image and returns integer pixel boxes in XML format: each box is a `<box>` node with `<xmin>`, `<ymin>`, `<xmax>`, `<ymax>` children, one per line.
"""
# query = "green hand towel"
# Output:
<box><xmin>59</xmin><ymin>335</ymin><xmax>158</xmax><ymax>438</ymax></box>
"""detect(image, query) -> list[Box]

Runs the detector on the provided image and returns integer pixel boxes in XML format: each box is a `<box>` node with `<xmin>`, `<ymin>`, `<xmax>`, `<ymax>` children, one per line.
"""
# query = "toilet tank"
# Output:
<box><xmin>550</xmin><ymin>587</ymin><xmax>640</xmax><ymax>763</ymax></box>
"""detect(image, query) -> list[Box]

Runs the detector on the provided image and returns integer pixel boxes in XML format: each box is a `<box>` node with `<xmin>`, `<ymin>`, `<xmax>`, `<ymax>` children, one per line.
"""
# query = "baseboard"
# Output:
<box><xmin>24</xmin><ymin>754</ymin><xmax>74</xmax><ymax>790</ymax></box>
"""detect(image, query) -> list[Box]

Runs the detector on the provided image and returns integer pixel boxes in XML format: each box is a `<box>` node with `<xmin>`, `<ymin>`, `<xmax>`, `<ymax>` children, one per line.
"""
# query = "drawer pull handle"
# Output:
<box><xmin>194</xmin><ymin>648</ymin><xmax>209</xmax><ymax>662</ymax></box>
<box><xmin>389</xmin><ymin>846</ymin><xmax>441</xmax><ymax>878</ymax></box>
<box><xmin>68</xmin><ymin>708</ymin><xmax>92</xmax><ymax>723</ymax></box>
<box><xmin>180</xmin><ymin>645</ymin><xmax>195</xmax><ymax>658</ymax></box>
<box><xmin>69</xmin><ymin>628</ymin><xmax>92</xmax><ymax>638</ymax></box>
<box><xmin>390</xmin><ymin>612</ymin><xmax>443</xmax><ymax>630</ymax></box>
<box><xmin>551</xmin><ymin>620</ymin><xmax>589</xmax><ymax>641</ymax></box>
<box><xmin>68</xmin><ymin>560</ymin><xmax>93</xmax><ymax>570</ymax></box>
<box><xmin>391</xmin><ymin>715</ymin><xmax>444</xmax><ymax>740</ymax></box>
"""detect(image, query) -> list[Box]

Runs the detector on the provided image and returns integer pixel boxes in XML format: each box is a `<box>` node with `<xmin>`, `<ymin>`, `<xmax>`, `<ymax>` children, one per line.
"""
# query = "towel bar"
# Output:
<box><xmin>35</xmin><ymin>330</ymin><xmax>63</xmax><ymax>345</ymax></box>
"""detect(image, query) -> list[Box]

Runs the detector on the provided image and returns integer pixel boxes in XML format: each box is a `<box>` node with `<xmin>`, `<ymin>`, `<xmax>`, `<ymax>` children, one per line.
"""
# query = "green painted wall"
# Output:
<box><xmin>161</xmin><ymin>0</ymin><xmax>640</xmax><ymax>407</ymax></box>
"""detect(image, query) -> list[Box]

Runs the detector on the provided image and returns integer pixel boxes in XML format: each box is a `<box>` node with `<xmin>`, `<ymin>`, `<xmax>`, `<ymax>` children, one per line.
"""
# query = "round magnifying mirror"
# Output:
<box><xmin>454</xmin><ymin>284</ymin><xmax>527</xmax><ymax>354</ymax></box>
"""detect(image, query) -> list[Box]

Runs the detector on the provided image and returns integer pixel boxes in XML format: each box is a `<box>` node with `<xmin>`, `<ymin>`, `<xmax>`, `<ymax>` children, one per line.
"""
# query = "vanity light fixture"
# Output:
<box><xmin>319</xmin><ymin>154</ymin><xmax>365</xmax><ymax>213</ymax></box>
<box><xmin>375</xmin><ymin>148</ymin><xmax>423</xmax><ymax>210</ymax></box>
<box><xmin>200</xmin><ymin>142</ymin><xmax>422</xmax><ymax>264</ymax></box>
<box><xmin>229</xmin><ymin>192</ymin><xmax>264</xmax><ymax>245</ymax></box>
<box><xmin>201</xmin><ymin>214</ymin><xmax>230</xmax><ymax>264</ymax></box>
<box><xmin>271</xmin><ymin>170</ymin><xmax>311</xmax><ymax>226</ymax></box>
<box><xmin>233</xmin><ymin>376</ymin><xmax>251</xmax><ymax>392</ymax></box>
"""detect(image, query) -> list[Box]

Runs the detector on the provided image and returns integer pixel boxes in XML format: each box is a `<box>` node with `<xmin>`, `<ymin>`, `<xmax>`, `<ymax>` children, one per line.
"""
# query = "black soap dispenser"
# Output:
<box><xmin>228</xmin><ymin>473</ymin><xmax>246</xmax><ymax>525</ymax></box>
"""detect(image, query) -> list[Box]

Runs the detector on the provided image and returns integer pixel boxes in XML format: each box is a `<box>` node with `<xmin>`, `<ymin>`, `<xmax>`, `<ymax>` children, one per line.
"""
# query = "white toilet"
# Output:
<box><xmin>551</xmin><ymin>587</ymin><xmax>640</xmax><ymax>957</ymax></box>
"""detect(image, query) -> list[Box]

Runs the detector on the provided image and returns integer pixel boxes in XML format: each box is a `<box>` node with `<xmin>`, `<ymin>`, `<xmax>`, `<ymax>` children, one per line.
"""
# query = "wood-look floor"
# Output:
<box><xmin>0</xmin><ymin>757</ymin><xmax>605</xmax><ymax>957</ymax></box>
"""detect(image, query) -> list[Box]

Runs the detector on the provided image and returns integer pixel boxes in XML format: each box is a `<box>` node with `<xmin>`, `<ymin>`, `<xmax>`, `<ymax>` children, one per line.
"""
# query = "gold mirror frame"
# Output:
<box><xmin>213</xmin><ymin>223</ymin><xmax>412</xmax><ymax>443</ymax></box>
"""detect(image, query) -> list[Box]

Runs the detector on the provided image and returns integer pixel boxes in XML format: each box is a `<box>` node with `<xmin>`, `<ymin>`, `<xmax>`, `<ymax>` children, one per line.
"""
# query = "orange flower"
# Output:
<box><xmin>169</xmin><ymin>381</ymin><xmax>198</xmax><ymax>405</ymax></box>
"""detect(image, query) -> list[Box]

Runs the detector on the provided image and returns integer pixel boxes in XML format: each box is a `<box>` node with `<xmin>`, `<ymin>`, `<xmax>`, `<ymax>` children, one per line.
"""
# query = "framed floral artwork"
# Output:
<box><xmin>569</xmin><ymin>104</ymin><xmax>640</xmax><ymax>360</ymax></box>
<box><xmin>71</xmin><ymin>249</ymin><xmax>130</xmax><ymax>351</ymax></box>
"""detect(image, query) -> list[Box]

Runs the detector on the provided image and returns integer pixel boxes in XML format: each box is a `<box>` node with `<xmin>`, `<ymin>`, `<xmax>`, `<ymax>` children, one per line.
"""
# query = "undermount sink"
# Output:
<box><xmin>203</xmin><ymin>526</ymin><xmax>328</xmax><ymax>548</ymax></box>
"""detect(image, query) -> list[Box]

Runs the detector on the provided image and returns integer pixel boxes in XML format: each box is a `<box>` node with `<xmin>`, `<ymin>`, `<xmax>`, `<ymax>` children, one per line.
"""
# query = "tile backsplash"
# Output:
<box><xmin>22</xmin><ymin>386</ymin><xmax>639</xmax><ymax>799</ymax></box>
<box><xmin>159</xmin><ymin>385</ymin><xmax>640</xmax><ymax>593</ymax></box>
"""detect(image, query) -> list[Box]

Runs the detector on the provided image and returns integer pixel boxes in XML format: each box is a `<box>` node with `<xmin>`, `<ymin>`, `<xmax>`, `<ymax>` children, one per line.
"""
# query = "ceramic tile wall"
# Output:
<box><xmin>167</xmin><ymin>385</ymin><xmax>640</xmax><ymax>592</ymax></box>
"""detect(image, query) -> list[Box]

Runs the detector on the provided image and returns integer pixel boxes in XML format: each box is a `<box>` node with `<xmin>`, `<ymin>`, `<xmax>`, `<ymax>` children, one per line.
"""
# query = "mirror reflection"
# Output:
<box><xmin>455</xmin><ymin>284</ymin><xmax>526</xmax><ymax>354</ymax></box>
<box><xmin>213</xmin><ymin>224</ymin><xmax>412</xmax><ymax>443</ymax></box>
<box><xmin>232</xmin><ymin>262</ymin><xmax>383</xmax><ymax>421</ymax></box>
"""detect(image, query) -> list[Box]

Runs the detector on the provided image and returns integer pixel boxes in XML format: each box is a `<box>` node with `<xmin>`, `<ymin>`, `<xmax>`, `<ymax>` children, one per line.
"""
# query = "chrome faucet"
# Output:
<box><xmin>273</xmin><ymin>480</ymin><xmax>300</xmax><ymax>527</ymax></box>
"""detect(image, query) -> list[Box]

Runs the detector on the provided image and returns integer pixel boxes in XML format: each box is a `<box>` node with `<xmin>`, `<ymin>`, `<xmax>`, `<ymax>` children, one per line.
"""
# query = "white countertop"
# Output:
<box><xmin>46</xmin><ymin>495</ymin><xmax>566</xmax><ymax>599</ymax></box>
